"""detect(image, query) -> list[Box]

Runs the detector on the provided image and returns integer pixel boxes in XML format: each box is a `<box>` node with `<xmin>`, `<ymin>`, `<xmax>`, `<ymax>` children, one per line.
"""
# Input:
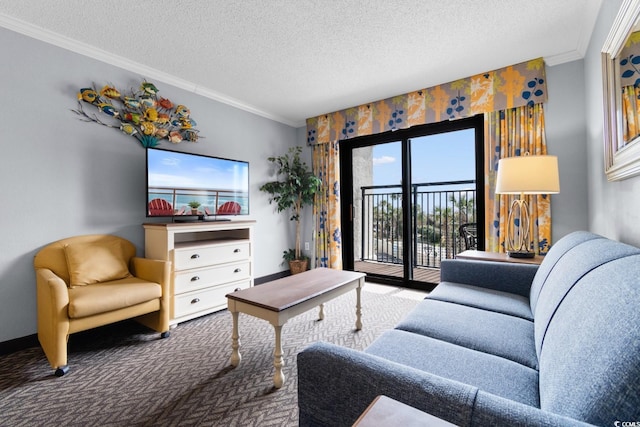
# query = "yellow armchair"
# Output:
<box><xmin>34</xmin><ymin>234</ymin><xmax>171</xmax><ymax>376</ymax></box>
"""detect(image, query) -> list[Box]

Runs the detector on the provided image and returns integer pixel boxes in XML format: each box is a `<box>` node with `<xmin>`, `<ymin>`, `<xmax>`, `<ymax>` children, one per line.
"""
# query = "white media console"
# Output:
<box><xmin>143</xmin><ymin>220</ymin><xmax>255</xmax><ymax>326</ymax></box>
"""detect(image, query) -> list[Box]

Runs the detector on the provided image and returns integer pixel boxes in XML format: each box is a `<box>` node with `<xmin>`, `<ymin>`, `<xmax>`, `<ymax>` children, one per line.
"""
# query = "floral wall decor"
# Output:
<box><xmin>72</xmin><ymin>80</ymin><xmax>203</xmax><ymax>147</ymax></box>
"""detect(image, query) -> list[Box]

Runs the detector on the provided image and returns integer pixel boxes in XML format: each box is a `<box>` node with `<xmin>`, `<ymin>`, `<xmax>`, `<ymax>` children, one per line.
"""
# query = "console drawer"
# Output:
<box><xmin>174</xmin><ymin>280</ymin><xmax>251</xmax><ymax>318</ymax></box>
<box><xmin>174</xmin><ymin>261</ymin><xmax>251</xmax><ymax>294</ymax></box>
<box><xmin>173</xmin><ymin>241</ymin><xmax>250</xmax><ymax>270</ymax></box>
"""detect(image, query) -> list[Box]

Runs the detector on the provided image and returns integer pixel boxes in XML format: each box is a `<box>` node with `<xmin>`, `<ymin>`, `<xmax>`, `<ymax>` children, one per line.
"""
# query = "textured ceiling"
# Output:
<box><xmin>0</xmin><ymin>0</ymin><xmax>603</xmax><ymax>127</ymax></box>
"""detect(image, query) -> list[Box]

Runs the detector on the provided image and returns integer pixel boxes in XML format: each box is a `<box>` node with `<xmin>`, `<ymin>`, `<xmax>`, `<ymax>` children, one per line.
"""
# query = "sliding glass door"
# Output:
<box><xmin>341</xmin><ymin>116</ymin><xmax>484</xmax><ymax>290</ymax></box>
<box><xmin>352</xmin><ymin>140</ymin><xmax>403</xmax><ymax>275</ymax></box>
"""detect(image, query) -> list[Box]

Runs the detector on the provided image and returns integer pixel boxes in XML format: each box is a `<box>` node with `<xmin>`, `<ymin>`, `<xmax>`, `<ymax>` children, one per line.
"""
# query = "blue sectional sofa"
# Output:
<box><xmin>297</xmin><ymin>231</ymin><xmax>640</xmax><ymax>426</ymax></box>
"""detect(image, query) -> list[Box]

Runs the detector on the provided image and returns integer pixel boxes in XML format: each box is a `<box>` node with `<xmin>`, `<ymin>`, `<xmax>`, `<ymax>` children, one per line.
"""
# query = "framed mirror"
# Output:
<box><xmin>602</xmin><ymin>0</ymin><xmax>640</xmax><ymax>181</ymax></box>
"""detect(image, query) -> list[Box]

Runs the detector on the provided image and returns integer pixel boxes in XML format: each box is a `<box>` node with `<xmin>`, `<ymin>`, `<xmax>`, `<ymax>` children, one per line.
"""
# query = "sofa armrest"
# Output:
<box><xmin>472</xmin><ymin>391</ymin><xmax>595</xmax><ymax>427</ymax></box>
<box><xmin>130</xmin><ymin>257</ymin><xmax>170</xmax><ymax>285</ymax></box>
<box><xmin>440</xmin><ymin>259</ymin><xmax>538</xmax><ymax>297</ymax></box>
<box><xmin>130</xmin><ymin>257</ymin><xmax>171</xmax><ymax>332</ymax></box>
<box><xmin>297</xmin><ymin>342</ymin><xmax>595</xmax><ymax>427</ymax></box>
<box><xmin>35</xmin><ymin>268</ymin><xmax>71</xmax><ymax>368</ymax></box>
<box><xmin>297</xmin><ymin>341</ymin><xmax>477</xmax><ymax>427</ymax></box>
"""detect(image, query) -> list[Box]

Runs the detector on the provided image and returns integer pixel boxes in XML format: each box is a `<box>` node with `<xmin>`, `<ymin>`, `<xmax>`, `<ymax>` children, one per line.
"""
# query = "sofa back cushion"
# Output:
<box><xmin>533</xmin><ymin>237</ymin><xmax>640</xmax><ymax>359</ymax></box>
<box><xmin>538</xmin><ymin>254</ymin><xmax>640</xmax><ymax>425</ymax></box>
<box><xmin>529</xmin><ymin>231</ymin><xmax>602</xmax><ymax>312</ymax></box>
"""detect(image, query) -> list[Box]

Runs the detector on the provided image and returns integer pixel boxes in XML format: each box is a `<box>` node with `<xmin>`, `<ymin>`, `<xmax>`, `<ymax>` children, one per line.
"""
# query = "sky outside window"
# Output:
<box><xmin>372</xmin><ymin>129</ymin><xmax>476</xmax><ymax>186</ymax></box>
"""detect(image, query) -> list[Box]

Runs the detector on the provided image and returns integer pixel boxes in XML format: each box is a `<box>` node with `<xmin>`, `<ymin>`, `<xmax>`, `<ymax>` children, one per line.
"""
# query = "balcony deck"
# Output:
<box><xmin>354</xmin><ymin>260</ymin><xmax>441</xmax><ymax>284</ymax></box>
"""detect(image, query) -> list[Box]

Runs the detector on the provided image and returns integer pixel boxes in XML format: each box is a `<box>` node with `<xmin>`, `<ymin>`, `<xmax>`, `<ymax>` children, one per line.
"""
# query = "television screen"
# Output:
<box><xmin>146</xmin><ymin>147</ymin><xmax>249</xmax><ymax>218</ymax></box>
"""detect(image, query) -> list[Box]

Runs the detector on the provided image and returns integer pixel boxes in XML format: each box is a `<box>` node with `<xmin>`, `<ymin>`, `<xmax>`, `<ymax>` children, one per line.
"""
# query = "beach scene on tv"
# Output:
<box><xmin>147</xmin><ymin>148</ymin><xmax>249</xmax><ymax>217</ymax></box>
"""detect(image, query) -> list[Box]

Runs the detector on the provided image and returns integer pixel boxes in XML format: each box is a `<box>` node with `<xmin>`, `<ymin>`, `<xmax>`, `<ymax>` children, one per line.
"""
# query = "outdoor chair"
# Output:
<box><xmin>459</xmin><ymin>222</ymin><xmax>478</xmax><ymax>250</ymax></box>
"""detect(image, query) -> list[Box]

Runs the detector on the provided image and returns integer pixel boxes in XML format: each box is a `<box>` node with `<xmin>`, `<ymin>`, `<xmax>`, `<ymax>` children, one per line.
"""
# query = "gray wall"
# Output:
<box><xmin>585</xmin><ymin>0</ymin><xmax>640</xmax><ymax>247</ymax></box>
<box><xmin>0</xmin><ymin>27</ymin><xmax>300</xmax><ymax>343</ymax></box>
<box><xmin>0</xmin><ymin>14</ymin><xmax>606</xmax><ymax>344</ymax></box>
<box><xmin>545</xmin><ymin>59</ymin><xmax>590</xmax><ymax>239</ymax></box>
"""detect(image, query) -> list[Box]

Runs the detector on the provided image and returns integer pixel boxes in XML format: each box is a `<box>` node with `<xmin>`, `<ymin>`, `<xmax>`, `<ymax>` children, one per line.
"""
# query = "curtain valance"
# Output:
<box><xmin>306</xmin><ymin>58</ymin><xmax>546</xmax><ymax>145</ymax></box>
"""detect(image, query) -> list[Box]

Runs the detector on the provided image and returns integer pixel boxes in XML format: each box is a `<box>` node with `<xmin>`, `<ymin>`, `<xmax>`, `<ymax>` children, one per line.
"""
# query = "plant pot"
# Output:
<box><xmin>191</xmin><ymin>208</ymin><xmax>199</xmax><ymax>214</ymax></box>
<box><xmin>289</xmin><ymin>259</ymin><xmax>308</xmax><ymax>275</ymax></box>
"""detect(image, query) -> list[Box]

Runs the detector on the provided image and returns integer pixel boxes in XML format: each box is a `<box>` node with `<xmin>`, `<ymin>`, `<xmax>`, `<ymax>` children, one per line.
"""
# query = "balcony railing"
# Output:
<box><xmin>359</xmin><ymin>180</ymin><xmax>476</xmax><ymax>269</ymax></box>
<box><xmin>148</xmin><ymin>186</ymin><xmax>248</xmax><ymax>214</ymax></box>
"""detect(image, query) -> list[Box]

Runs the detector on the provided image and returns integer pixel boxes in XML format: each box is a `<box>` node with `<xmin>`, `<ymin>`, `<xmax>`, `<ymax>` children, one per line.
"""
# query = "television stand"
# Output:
<box><xmin>173</xmin><ymin>216</ymin><xmax>200</xmax><ymax>223</ymax></box>
<box><xmin>203</xmin><ymin>217</ymin><xmax>231</xmax><ymax>222</ymax></box>
<box><xmin>143</xmin><ymin>220</ymin><xmax>256</xmax><ymax>327</ymax></box>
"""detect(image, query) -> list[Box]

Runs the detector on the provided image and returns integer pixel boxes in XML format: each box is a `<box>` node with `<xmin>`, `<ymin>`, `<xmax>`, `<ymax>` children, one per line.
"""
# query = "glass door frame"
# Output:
<box><xmin>340</xmin><ymin>115</ymin><xmax>485</xmax><ymax>290</ymax></box>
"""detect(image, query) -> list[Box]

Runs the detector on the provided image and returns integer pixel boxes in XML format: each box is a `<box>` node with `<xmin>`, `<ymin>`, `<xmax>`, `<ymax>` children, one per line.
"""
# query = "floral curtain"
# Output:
<box><xmin>620</xmin><ymin>31</ymin><xmax>640</xmax><ymax>145</ymax></box>
<box><xmin>307</xmin><ymin>58</ymin><xmax>547</xmax><ymax>145</ymax></box>
<box><xmin>622</xmin><ymin>85</ymin><xmax>640</xmax><ymax>143</ymax></box>
<box><xmin>485</xmin><ymin>104</ymin><xmax>552</xmax><ymax>254</ymax></box>
<box><xmin>306</xmin><ymin>57</ymin><xmax>549</xmax><ymax>265</ymax></box>
<box><xmin>312</xmin><ymin>141</ymin><xmax>343</xmax><ymax>269</ymax></box>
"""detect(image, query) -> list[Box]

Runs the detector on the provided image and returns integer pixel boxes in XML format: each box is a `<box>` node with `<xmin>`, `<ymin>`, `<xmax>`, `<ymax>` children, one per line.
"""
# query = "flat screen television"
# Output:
<box><xmin>146</xmin><ymin>146</ymin><xmax>249</xmax><ymax>219</ymax></box>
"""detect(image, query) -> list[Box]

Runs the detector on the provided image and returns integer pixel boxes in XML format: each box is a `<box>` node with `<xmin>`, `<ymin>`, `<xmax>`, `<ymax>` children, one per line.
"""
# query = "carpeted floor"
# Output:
<box><xmin>0</xmin><ymin>283</ymin><xmax>426</xmax><ymax>426</ymax></box>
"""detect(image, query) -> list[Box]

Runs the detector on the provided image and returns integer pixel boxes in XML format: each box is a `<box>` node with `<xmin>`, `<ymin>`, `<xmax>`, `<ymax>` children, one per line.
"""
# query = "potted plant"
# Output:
<box><xmin>282</xmin><ymin>248</ymin><xmax>310</xmax><ymax>271</ymax></box>
<box><xmin>188</xmin><ymin>200</ymin><xmax>201</xmax><ymax>215</ymax></box>
<box><xmin>260</xmin><ymin>146</ymin><xmax>321</xmax><ymax>274</ymax></box>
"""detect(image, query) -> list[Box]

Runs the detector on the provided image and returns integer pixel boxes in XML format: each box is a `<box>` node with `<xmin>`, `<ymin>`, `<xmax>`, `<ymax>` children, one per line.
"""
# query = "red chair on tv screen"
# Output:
<box><xmin>217</xmin><ymin>201</ymin><xmax>241</xmax><ymax>215</ymax></box>
<box><xmin>148</xmin><ymin>198</ymin><xmax>173</xmax><ymax>216</ymax></box>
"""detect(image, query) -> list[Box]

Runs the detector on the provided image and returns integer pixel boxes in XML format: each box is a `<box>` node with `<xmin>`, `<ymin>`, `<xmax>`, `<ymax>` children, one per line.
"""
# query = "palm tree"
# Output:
<box><xmin>451</xmin><ymin>194</ymin><xmax>475</xmax><ymax>225</ymax></box>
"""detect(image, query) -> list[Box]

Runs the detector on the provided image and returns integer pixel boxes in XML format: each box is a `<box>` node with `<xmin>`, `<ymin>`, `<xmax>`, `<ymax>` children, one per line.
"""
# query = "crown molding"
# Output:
<box><xmin>544</xmin><ymin>49</ymin><xmax>584</xmax><ymax>66</ymax></box>
<box><xmin>0</xmin><ymin>13</ymin><xmax>300</xmax><ymax>128</ymax></box>
<box><xmin>545</xmin><ymin>0</ymin><xmax>602</xmax><ymax>67</ymax></box>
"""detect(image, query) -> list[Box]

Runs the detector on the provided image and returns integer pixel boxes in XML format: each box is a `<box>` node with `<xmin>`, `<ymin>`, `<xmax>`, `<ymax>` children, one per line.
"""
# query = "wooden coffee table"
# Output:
<box><xmin>226</xmin><ymin>267</ymin><xmax>366</xmax><ymax>388</ymax></box>
<box><xmin>354</xmin><ymin>395</ymin><xmax>456</xmax><ymax>426</ymax></box>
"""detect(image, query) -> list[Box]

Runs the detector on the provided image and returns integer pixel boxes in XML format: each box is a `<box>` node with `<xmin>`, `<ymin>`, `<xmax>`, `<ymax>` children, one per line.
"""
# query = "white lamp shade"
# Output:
<box><xmin>495</xmin><ymin>155</ymin><xmax>560</xmax><ymax>194</ymax></box>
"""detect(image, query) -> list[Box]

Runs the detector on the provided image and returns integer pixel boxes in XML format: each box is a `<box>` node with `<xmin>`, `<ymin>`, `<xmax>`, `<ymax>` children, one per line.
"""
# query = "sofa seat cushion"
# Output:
<box><xmin>395</xmin><ymin>299</ymin><xmax>537</xmax><ymax>369</ymax></box>
<box><xmin>428</xmin><ymin>281</ymin><xmax>533</xmax><ymax>320</ymax></box>
<box><xmin>365</xmin><ymin>329</ymin><xmax>540</xmax><ymax>407</ymax></box>
<box><xmin>68</xmin><ymin>277</ymin><xmax>162</xmax><ymax>318</ymax></box>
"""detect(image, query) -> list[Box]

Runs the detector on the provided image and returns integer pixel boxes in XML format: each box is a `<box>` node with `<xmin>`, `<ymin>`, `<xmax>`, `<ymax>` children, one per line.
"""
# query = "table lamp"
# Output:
<box><xmin>495</xmin><ymin>154</ymin><xmax>560</xmax><ymax>258</ymax></box>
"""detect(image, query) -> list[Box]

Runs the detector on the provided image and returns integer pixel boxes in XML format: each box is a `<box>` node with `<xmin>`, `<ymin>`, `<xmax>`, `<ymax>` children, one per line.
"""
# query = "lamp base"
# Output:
<box><xmin>507</xmin><ymin>250</ymin><xmax>535</xmax><ymax>259</ymax></box>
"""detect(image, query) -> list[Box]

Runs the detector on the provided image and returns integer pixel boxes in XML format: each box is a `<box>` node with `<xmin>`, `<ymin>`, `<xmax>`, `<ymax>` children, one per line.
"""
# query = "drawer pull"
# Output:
<box><xmin>234</xmin><ymin>268</ymin><xmax>241</xmax><ymax>273</ymax></box>
<box><xmin>191</xmin><ymin>298</ymin><xmax>200</xmax><ymax>304</ymax></box>
<box><xmin>233</xmin><ymin>248</ymin><xmax>241</xmax><ymax>253</ymax></box>
<box><xmin>190</xmin><ymin>276</ymin><xmax>200</xmax><ymax>282</ymax></box>
<box><xmin>190</xmin><ymin>254</ymin><xmax>200</xmax><ymax>259</ymax></box>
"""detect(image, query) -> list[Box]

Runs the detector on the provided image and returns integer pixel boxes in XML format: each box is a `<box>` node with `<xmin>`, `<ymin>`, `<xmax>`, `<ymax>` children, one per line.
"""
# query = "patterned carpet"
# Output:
<box><xmin>0</xmin><ymin>283</ymin><xmax>426</xmax><ymax>426</ymax></box>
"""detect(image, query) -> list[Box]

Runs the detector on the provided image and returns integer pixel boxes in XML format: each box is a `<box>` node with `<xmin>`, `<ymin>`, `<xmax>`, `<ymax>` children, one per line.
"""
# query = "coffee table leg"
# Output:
<box><xmin>230</xmin><ymin>310</ymin><xmax>241</xmax><ymax>367</ymax></box>
<box><xmin>318</xmin><ymin>303</ymin><xmax>324</xmax><ymax>320</ymax></box>
<box><xmin>273</xmin><ymin>324</ymin><xmax>285</xmax><ymax>388</ymax></box>
<box><xmin>355</xmin><ymin>279</ymin><xmax>363</xmax><ymax>330</ymax></box>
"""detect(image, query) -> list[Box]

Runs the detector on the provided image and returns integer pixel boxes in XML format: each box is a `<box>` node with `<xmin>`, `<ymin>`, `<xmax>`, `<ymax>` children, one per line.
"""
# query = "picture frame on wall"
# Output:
<box><xmin>602</xmin><ymin>0</ymin><xmax>640</xmax><ymax>181</ymax></box>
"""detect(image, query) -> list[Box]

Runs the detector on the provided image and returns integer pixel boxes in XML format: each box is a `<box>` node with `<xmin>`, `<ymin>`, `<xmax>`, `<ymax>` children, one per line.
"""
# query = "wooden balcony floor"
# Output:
<box><xmin>354</xmin><ymin>260</ymin><xmax>440</xmax><ymax>284</ymax></box>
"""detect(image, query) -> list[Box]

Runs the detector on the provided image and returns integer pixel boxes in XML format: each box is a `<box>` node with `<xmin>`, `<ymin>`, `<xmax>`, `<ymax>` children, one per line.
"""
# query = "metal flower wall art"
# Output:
<box><xmin>72</xmin><ymin>80</ymin><xmax>203</xmax><ymax>147</ymax></box>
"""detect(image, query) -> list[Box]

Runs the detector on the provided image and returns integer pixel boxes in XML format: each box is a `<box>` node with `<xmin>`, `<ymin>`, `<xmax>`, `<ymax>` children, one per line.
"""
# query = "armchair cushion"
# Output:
<box><xmin>67</xmin><ymin>277</ymin><xmax>161</xmax><ymax>318</ymax></box>
<box><xmin>64</xmin><ymin>239</ymin><xmax>131</xmax><ymax>287</ymax></box>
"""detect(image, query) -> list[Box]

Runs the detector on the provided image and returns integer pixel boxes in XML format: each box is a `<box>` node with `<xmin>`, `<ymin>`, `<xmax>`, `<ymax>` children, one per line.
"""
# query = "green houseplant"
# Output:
<box><xmin>260</xmin><ymin>146</ymin><xmax>321</xmax><ymax>274</ymax></box>
<box><xmin>188</xmin><ymin>200</ymin><xmax>201</xmax><ymax>214</ymax></box>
